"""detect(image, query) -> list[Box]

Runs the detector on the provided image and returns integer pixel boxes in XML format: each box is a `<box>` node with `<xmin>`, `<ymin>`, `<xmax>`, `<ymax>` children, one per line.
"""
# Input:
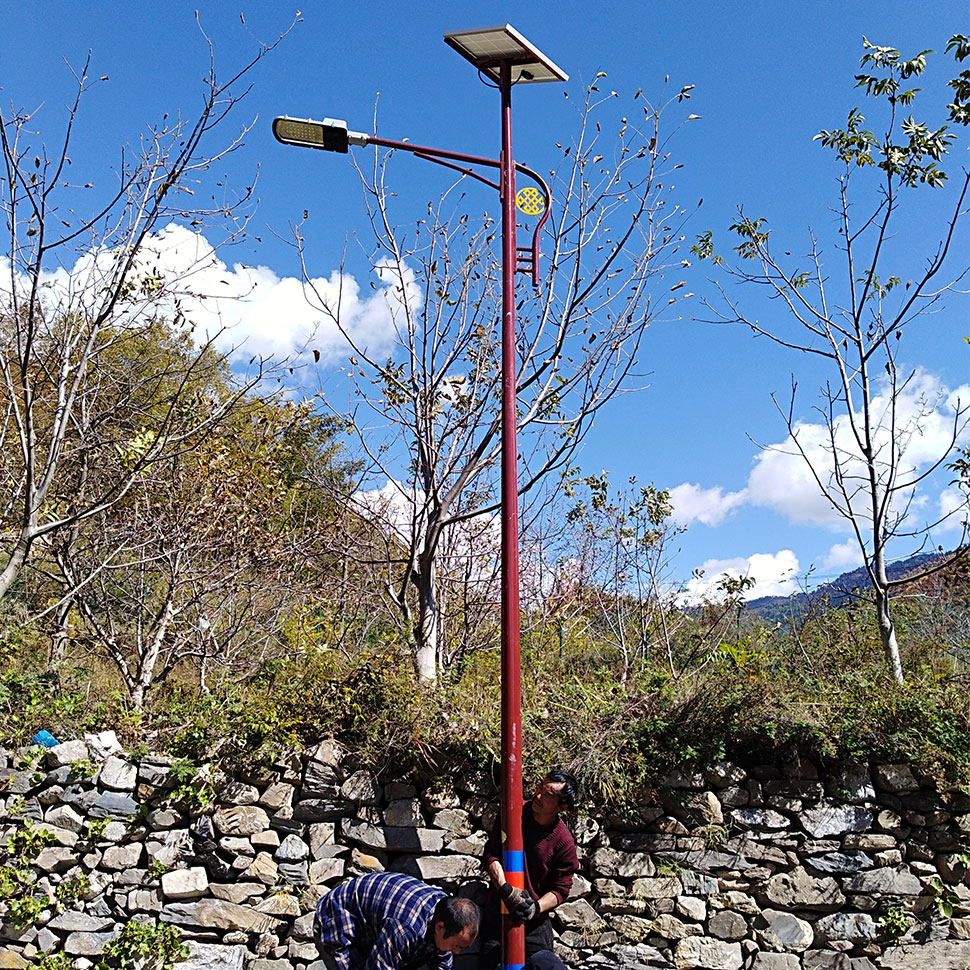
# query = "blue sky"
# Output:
<box><xmin>3</xmin><ymin>1</ymin><xmax>968</xmax><ymax>600</ymax></box>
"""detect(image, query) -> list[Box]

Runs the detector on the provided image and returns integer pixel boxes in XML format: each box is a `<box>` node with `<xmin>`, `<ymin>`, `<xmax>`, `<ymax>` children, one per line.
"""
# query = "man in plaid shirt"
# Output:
<box><xmin>314</xmin><ymin>872</ymin><xmax>480</xmax><ymax>970</ymax></box>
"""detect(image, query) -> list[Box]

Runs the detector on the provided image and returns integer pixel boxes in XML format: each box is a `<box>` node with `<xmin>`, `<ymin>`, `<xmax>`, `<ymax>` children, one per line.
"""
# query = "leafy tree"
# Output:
<box><xmin>44</xmin><ymin>385</ymin><xmax>353</xmax><ymax>710</ymax></box>
<box><xmin>692</xmin><ymin>35</ymin><xmax>970</xmax><ymax>684</ymax></box>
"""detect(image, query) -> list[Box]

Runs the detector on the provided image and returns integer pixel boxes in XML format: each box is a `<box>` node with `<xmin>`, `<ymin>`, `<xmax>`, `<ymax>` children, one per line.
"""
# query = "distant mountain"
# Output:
<box><xmin>744</xmin><ymin>549</ymin><xmax>962</xmax><ymax>624</ymax></box>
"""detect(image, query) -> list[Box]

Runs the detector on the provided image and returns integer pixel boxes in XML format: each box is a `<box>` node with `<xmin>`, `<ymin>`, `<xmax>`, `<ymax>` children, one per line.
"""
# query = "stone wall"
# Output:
<box><xmin>1</xmin><ymin>737</ymin><xmax>969</xmax><ymax>970</ymax></box>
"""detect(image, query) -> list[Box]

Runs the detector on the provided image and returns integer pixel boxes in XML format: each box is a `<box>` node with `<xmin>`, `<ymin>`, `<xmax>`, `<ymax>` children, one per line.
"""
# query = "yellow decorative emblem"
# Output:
<box><xmin>516</xmin><ymin>186</ymin><xmax>545</xmax><ymax>216</ymax></box>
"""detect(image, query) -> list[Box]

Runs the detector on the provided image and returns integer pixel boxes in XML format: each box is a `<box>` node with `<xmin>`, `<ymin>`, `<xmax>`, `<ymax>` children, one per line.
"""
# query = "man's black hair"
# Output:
<box><xmin>544</xmin><ymin>769</ymin><xmax>580</xmax><ymax>810</ymax></box>
<box><xmin>434</xmin><ymin>896</ymin><xmax>480</xmax><ymax>938</ymax></box>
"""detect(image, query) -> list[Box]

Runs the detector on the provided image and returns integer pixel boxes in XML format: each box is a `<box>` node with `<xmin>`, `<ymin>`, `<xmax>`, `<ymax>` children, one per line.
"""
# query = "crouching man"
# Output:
<box><xmin>314</xmin><ymin>871</ymin><xmax>480</xmax><ymax>970</ymax></box>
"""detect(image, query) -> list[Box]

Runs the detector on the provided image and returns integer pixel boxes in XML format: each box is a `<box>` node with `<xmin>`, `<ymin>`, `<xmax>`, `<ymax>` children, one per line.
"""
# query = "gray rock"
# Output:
<box><xmin>63</xmin><ymin>931</ymin><xmax>119</xmax><ymax>956</ymax></box>
<box><xmin>46</xmin><ymin>740</ymin><xmax>90</xmax><ymax>768</ymax></box>
<box><xmin>878</xmin><ymin>939</ymin><xmax>970</xmax><ymax>969</ymax></box>
<box><xmin>764</xmin><ymin>867</ymin><xmax>845</xmax><ymax>910</ymax></box>
<box><xmin>306</xmin><ymin>739</ymin><xmax>343</xmax><ymax>768</ymax></box>
<box><xmin>755</xmin><ymin>910</ymin><xmax>813</xmax><ymax>952</ymax></box>
<box><xmin>432</xmin><ymin>808</ymin><xmax>472</xmax><ymax>837</ymax></box>
<box><xmin>278</xmin><ymin>861</ymin><xmax>309</xmax><ymax>885</ymax></box>
<box><xmin>447</xmin><ymin>832</ymin><xmax>487</xmax><ymax>856</ymax></box>
<box><xmin>814</xmin><ymin>911</ymin><xmax>880</xmax><ymax>942</ymax></box>
<box><xmin>251</xmin><ymin>829</ymin><xmax>281</xmax><ymax>851</ymax></box>
<box><xmin>47</xmin><ymin>913</ymin><xmax>114</xmax><ymax>933</ymax></box>
<box><xmin>707</xmin><ymin>762</ymin><xmax>746</xmax><ymax>789</ymax></box>
<box><xmin>212</xmin><ymin>805</ymin><xmax>270</xmax><ymax>836</ymax></box>
<box><xmin>291</xmin><ymin>912</ymin><xmax>316</xmax><ymax>939</ymax></box>
<box><xmin>845</xmin><ymin>865</ymin><xmax>921</xmax><ymax>895</ymax></box>
<box><xmin>220</xmin><ymin>836</ymin><xmax>255</xmax><ymax>858</ymax></box>
<box><xmin>34</xmin><ymin>822</ymin><xmax>77</xmax><ymax>847</ymax></box>
<box><xmin>148</xmin><ymin>828</ymin><xmax>195</xmax><ymax>867</ymax></box>
<box><xmin>686</xmin><ymin>792</ymin><xmax>723</xmax><ymax>826</ymax></box>
<box><xmin>147</xmin><ymin>808</ymin><xmax>180</xmax><ymax>830</ymax></box>
<box><xmin>805</xmin><ymin>851</ymin><xmax>872</xmax><ymax>874</ymax></box>
<box><xmin>98</xmin><ymin>757</ymin><xmax>136</xmax><ymax>792</ymax></box>
<box><xmin>245</xmin><ymin>852</ymin><xmax>279</xmax><ymax>885</ymax></box>
<box><xmin>592</xmin><ymin>848</ymin><xmax>655</xmax><ymax>879</ymax></box>
<box><xmin>219</xmin><ymin>782</ymin><xmax>260</xmax><ymax>805</ymax></box>
<box><xmin>127</xmin><ymin>889</ymin><xmax>162</xmax><ymax>913</ymax></box>
<box><xmin>138</xmin><ymin>761</ymin><xmax>175</xmax><ymax>789</ymax></box>
<box><xmin>179</xmin><ymin>942</ymin><xmax>246</xmax><ymax>970</ymax></box>
<box><xmin>209</xmin><ymin>883</ymin><xmax>264</xmax><ymax>904</ymax></box>
<box><xmin>340</xmin><ymin>818</ymin><xmax>386</xmax><ymax>849</ymax></box>
<box><xmin>33</xmin><ymin>846</ymin><xmax>76</xmax><ymax>872</ymax></box>
<box><xmin>801</xmin><ymin>804</ymin><xmax>873</xmax><ymax>838</ymax></box>
<box><xmin>653</xmin><ymin>914</ymin><xmax>701</xmax><ymax>939</ymax></box>
<box><xmin>675</xmin><ymin>896</ymin><xmax>706</xmax><ymax>922</ymax></box>
<box><xmin>555</xmin><ymin>898</ymin><xmax>604</xmax><ymax>932</ymax></box>
<box><xmin>629</xmin><ymin>876</ymin><xmax>680</xmax><ymax>899</ymax></box>
<box><xmin>309</xmin><ymin>822</ymin><xmax>337</xmax><ymax>856</ymax></box>
<box><xmin>750</xmin><ymin>955</ymin><xmax>800</xmax><ymax>970</ymax></box>
<box><xmin>303</xmin><ymin>763</ymin><xmax>341</xmax><ymax>799</ymax></box>
<box><xmin>340</xmin><ymin>770</ymin><xmax>381</xmax><ymax>805</ymax></box>
<box><xmin>161</xmin><ymin>867</ymin><xmax>210</xmax><ymax>900</ymax></box>
<box><xmin>258</xmin><ymin>783</ymin><xmax>294</xmax><ymax>812</ymax></box>
<box><xmin>679</xmin><ymin>872</ymin><xmax>719</xmax><ymax>896</ymax></box>
<box><xmin>255</xmin><ymin>894</ymin><xmax>301</xmax><ymax>917</ymax></box>
<box><xmin>161</xmin><ymin>899</ymin><xmax>285</xmax><ymax>934</ymax></box>
<box><xmin>88</xmin><ymin>791</ymin><xmax>138</xmax><ymax>819</ymax></box>
<box><xmin>663</xmin><ymin>770</ymin><xmax>705</xmax><ymax>790</ymax></box>
<box><xmin>293</xmin><ymin>799</ymin><xmax>349</xmax><ymax>822</ymax></box>
<box><xmin>707</xmin><ymin>910</ymin><xmax>746</xmax><ymax>940</ymax></box>
<box><xmin>673</xmin><ymin>937</ymin><xmax>742</xmax><ymax>969</ymax></box>
<box><xmin>395</xmin><ymin>854</ymin><xmax>480</xmax><ymax>881</ymax></box>
<box><xmin>875</xmin><ymin>764</ymin><xmax>919</xmax><ymax>793</ymax></box>
<box><xmin>101</xmin><ymin>843</ymin><xmax>143</xmax><ymax>870</ymax></box>
<box><xmin>310</xmin><ymin>857</ymin><xmax>346</xmax><ymax>885</ymax></box>
<box><xmin>275</xmin><ymin>834</ymin><xmax>310</xmax><ymax>861</ymax></box>
<box><xmin>44</xmin><ymin>804</ymin><xmax>85</xmax><ymax>833</ymax></box>
<box><xmin>729</xmin><ymin>808</ymin><xmax>788</xmax><ymax>829</ymax></box>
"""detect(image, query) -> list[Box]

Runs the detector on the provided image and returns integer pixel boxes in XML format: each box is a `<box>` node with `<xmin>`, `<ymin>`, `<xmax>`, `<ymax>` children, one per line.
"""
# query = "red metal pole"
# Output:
<box><xmin>498</xmin><ymin>60</ymin><xmax>525</xmax><ymax>970</ymax></box>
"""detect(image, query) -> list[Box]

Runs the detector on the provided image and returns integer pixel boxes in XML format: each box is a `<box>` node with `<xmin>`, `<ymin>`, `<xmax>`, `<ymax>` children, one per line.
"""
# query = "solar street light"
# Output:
<box><xmin>273</xmin><ymin>29</ymin><xmax>566</xmax><ymax>970</ymax></box>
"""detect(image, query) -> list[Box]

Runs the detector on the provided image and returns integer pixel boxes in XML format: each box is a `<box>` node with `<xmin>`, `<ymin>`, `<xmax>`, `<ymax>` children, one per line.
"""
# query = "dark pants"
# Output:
<box><xmin>315</xmin><ymin>947</ymin><xmax>340</xmax><ymax>970</ymax></box>
<box><xmin>478</xmin><ymin>922</ymin><xmax>565</xmax><ymax>970</ymax></box>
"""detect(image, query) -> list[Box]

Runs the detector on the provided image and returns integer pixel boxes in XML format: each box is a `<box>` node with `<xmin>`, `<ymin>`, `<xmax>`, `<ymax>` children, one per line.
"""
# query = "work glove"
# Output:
<box><xmin>500</xmin><ymin>883</ymin><xmax>539</xmax><ymax>925</ymax></box>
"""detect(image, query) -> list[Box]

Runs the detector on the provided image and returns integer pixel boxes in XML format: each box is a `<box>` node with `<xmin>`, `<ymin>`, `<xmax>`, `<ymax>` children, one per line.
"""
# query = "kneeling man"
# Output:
<box><xmin>315</xmin><ymin>871</ymin><xmax>479</xmax><ymax>970</ymax></box>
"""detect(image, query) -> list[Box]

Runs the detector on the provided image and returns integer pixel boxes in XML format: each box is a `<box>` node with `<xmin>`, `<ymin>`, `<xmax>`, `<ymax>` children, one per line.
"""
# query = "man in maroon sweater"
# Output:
<box><xmin>479</xmin><ymin>770</ymin><xmax>580</xmax><ymax>970</ymax></box>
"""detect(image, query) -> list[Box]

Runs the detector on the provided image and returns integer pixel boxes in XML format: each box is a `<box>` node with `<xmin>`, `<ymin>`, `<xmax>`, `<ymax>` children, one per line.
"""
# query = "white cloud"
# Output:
<box><xmin>744</xmin><ymin>369</ymin><xmax>970</xmax><ymax>529</ymax></box>
<box><xmin>680</xmin><ymin>549</ymin><xmax>800</xmax><ymax>605</ymax></box>
<box><xmin>3</xmin><ymin>223</ymin><xmax>411</xmax><ymax>365</ymax></box>
<box><xmin>669</xmin><ymin>482</ymin><xmax>746</xmax><ymax>527</ymax></box>
<box><xmin>136</xmin><ymin>225</ymin><xmax>412</xmax><ymax>362</ymax></box>
<box><xmin>938</xmin><ymin>486</ymin><xmax>970</xmax><ymax>534</ymax></box>
<box><xmin>821</xmin><ymin>540</ymin><xmax>862</xmax><ymax>572</ymax></box>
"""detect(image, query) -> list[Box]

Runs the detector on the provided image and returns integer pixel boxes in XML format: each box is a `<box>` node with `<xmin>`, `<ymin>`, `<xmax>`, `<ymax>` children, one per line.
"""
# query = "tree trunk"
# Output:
<box><xmin>0</xmin><ymin>531</ymin><xmax>34</xmax><ymax>600</ymax></box>
<box><xmin>874</xmin><ymin>585</ymin><xmax>904</xmax><ymax>685</ymax></box>
<box><xmin>411</xmin><ymin>560</ymin><xmax>439</xmax><ymax>686</ymax></box>
<box><xmin>132</xmin><ymin>596</ymin><xmax>177</xmax><ymax>711</ymax></box>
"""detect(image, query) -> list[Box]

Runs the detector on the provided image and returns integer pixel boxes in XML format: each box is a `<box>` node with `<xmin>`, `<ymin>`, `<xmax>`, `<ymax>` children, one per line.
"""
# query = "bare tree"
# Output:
<box><xmin>303</xmin><ymin>77</ymin><xmax>699</xmax><ymax>683</ymax></box>
<box><xmin>0</xmin><ymin>16</ymin><xmax>295</xmax><ymax>604</ymax></box>
<box><xmin>692</xmin><ymin>35</ymin><xmax>970</xmax><ymax>684</ymax></box>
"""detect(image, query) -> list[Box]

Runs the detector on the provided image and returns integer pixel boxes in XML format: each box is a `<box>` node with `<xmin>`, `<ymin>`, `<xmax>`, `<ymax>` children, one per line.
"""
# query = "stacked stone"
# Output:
<box><xmin>571</xmin><ymin>760</ymin><xmax>970</xmax><ymax>970</ymax></box>
<box><xmin>2</xmin><ymin>737</ymin><xmax>970</xmax><ymax>970</ymax></box>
